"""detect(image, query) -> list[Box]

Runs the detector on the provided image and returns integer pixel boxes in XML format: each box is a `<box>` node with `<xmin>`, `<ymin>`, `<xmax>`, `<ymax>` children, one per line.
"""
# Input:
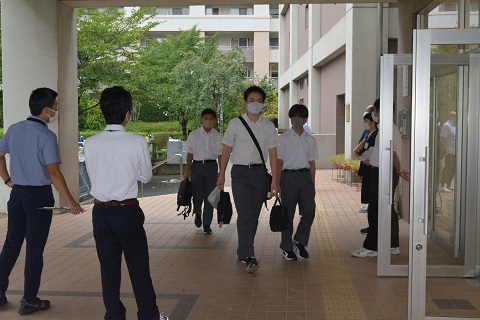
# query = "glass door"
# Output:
<box><xmin>409</xmin><ymin>29</ymin><xmax>480</xmax><ymax>320</ymax></box>
<box><xmin>377</xmin><ymin>51</ymin><xmax>475</xmax><ymax>277</ymax></box>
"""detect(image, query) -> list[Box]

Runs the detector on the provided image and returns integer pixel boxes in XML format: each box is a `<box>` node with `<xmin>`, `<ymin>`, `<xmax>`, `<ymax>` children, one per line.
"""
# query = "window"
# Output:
<box><xmin>156</xmin><ymin>7</ymin><xmax>189</xmax><ymax>15</ymax></box>
<box><xmin>206</xmin><ymin>7</ymin><xmax>219</xmax><ymax>15</ymax></box>
<box><xmin>231</xmin><ymin>7</ymin><xmax>253</xmax><ymax>15</ymax></box>
<box><xmin>245</xmin><ymin>68</ymin><xmax>253</xmax><ymax>79</ymax></box>
<box><xmin>270</xmin><ymin>5</ymin><xmax>279</xmax><ymax>19</ymax></box>
<box><xmin>269</xmin><ymin>38</ymin><xmax>279</xmax><ymax>49</ymax></box>
<box><xmin>270</xmin><ymin>65</ymin><xmax>278</xmax><ymax>78</ymax></box>
<box><xmin>231</xmin><ymin>38</ymin><xmax>253</xmax><ymax>48</ymax></box>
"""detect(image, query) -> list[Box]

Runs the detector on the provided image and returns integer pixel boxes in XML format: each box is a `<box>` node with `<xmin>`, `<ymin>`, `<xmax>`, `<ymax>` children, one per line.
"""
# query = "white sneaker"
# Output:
<box><xmin>441</xmin><ymin>187</ymin><xmax>452</xmax><ymax>193</ymax></box>
<box><xmin>390</xmin><ymin>247</ymin><xmax>400</xmax><ymax>255</ymax></box>
<box><xmin>351</xmin><ymin>247</ymin><xmax>377</xmax><ymax>258</ymax></box>
<box><xmin>359</xmin><ymin>206</ymin><xmax>368</xmax><ymax>213</ymax></box>
<box><xmin>160</xmin><ymin>314</ymin><xmax>169</xmax><ymax>320</ymax></box>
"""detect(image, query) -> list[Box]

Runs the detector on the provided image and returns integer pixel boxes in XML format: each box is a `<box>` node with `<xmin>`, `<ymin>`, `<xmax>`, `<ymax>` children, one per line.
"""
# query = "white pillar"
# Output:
<box><xmin>308</xmin><ymin>5</ymin><xmax>321</xmax><ymax>134</ymax></box>
<box><xmin>288</xmin><ymin>5</ymin><xmax>299</xmax><ymax>114</ymax></box>
<box><xmin>253</xmin><ymin>31</ymin><xmax>269</xmax><ymax>78</ymax></box>
<box><xmin>278</xmin><ymin>5</ymin><xmax>288</xmax><ymax>129</ymax></box>
<box><xmin>0</xmin><ymin>0</ymin><xmax>78</xmax><ymax>212</ymax></box>
<box><xmin>345</xmin><ymin>4</ymin><xmax>379</xmax><ymax>158</ymax></box>
<box><xmin>58</xmin><ymin>3</ymin><xmax>80</xmax><ymax>205</ymax></box>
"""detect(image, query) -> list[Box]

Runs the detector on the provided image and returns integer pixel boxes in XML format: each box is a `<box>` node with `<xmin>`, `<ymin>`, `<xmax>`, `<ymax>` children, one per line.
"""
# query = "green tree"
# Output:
<box><xmin>76</xmin><ymin>7</ymin><xmax>160</xmax><ymax>116</ymax></box>
<box><xmin>130</xmin><ymin>27</ymin><xmax>247</xmax><ymax>138</ymax></box>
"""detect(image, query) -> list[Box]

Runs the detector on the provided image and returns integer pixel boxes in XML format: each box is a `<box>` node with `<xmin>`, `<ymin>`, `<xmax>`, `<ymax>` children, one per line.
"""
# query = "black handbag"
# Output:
<box><xmin>217</xmin><ymin>191</ymin><xmax>233</xmax><ymax>225</ymax></box>
<box><xmin>238</xmin><ymin>116</ymin><xmax>273</xmax><ymax>204</ymax></box>
<box><xmin>270</xmin><ymin>196</ymin><xmax>289</xmax><ymax>232</ymax></box>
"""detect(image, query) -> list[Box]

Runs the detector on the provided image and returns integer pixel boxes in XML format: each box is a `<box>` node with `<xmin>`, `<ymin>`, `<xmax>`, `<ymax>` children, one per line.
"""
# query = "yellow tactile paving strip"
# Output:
<box><xmin>313</xmin><ymin>203</ymin><xmax>367</xmax><ymax>320</ymax></box>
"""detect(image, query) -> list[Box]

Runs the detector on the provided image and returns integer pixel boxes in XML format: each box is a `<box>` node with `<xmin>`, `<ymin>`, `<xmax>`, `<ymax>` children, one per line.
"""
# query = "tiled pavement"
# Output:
<box><xmin>0</xmin><ymin>169</ymin><xmax>479</xmax><ymax>319</ymax></box>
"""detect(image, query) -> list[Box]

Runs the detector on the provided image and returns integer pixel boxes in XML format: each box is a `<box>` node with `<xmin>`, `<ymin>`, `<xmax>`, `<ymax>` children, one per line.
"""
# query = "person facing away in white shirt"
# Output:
<box><xmin>84</xmin><ymin>86</ymin><xmax>168</xmax><ymax>320</ymax></box>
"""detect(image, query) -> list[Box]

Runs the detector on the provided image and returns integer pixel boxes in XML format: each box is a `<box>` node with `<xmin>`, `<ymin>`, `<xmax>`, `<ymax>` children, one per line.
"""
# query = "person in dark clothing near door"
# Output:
<box><xmin>351</xmin><ymin>98</ymin><xmax>410</xmax><ymax>258</ymax></box>
<box><xmin>84</xmin><ymin>86</ymin><xmax>168</xmax><ymax>320</ymax></box>
<box><xmin>354</xmin><ymin>111</ymin><xmax>378</xmax><ymax>234</ymax></box>
<box><xmin>0</xmin><ymin>87</ymin><xmax>84</xmax><ymax>315</ymax></box>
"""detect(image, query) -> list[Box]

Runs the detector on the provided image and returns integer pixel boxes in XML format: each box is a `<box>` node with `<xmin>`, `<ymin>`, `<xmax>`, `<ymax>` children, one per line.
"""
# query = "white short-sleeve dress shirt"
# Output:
<box><xmin>440</xmin><ymin>120</ymin><xmax>456</xmax><ymax>155</ymax></box>
<box><xmin>222</xmin><ymin>114</ymin><xmax>279</xmax><ymax>165</ymax></box>
<box><xmin>84</xmin><ymin>124</ymin><xmax>152</xmax><ymax>202</ymax></box>
<box><xmin>183</xmin><ymin>127</ymin><xmax>223</xmax><ymax>160</ymax></box>
<box><xmin>278</xmin><ymin>129</ymin><xmax>318</xmax><ymax>169</ymax></box>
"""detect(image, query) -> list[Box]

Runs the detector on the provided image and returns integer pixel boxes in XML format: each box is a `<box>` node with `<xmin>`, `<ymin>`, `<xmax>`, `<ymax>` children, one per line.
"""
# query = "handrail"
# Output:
<box><xmin>140</xmin><ymin>153</ymin><xmax>183</xmax><ymax>197</ymax></box>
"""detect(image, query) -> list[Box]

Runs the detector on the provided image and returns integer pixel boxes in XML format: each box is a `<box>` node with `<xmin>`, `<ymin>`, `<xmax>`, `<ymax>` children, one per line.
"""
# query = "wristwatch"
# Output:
<box><xmin>4</xmin><ymin>177</ymin><xmax>11</xmax><ymax>185</ymax></box>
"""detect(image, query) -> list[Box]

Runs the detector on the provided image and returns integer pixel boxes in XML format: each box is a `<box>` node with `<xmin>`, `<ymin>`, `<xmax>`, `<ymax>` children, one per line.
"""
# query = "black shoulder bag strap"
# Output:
<box><xmin>237</xmin><ymin>116</ymin><xmax>267</xmax><ymax>169</ymax></box>
<box><xmin>238</xmin><ymin>116</ymin><xmax>270</xmax><ymax>208</ymax></box>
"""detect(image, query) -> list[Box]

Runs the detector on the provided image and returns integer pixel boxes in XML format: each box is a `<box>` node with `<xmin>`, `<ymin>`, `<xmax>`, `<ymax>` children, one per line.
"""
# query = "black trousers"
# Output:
<box><xmin>191</xmin><ymin>161</ymin><xmax>218</xmax><ymax>226</ymax></box>
<box><xmin>363</xmin><ymin>168</ymin><xmax>400</xmax><ymax>251</ymax></box>
<box><xmin>92</xmin><ymin>204</ymin><xmax>159</xmax><ymax>320</ymax></box>
<box><xmin>0</xmin><ymin>185</ymin><xmax>54</xmax><ymax>301</ymax></box>
<box><xmin>360</xmin><ymin>165</ymin><xmax>372</xmax><ymax>204</ymax></box>
<box><xmin>279</xmin><ymin>171</ymin><xmax>316</xmax><ymax>251</ymax></box>
<box><xmin>231</xmin><ymin>165</ymin><xmax>266</xmax><ymax>259</ymax></box>
<box><xmin>440</xmin><ymin>153</ymin><xmax>456</xmax><ymax>187</ymax></box>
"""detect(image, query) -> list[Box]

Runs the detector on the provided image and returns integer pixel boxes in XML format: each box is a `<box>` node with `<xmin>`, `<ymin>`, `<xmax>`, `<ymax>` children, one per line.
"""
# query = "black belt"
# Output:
<box><xmin>193</xmin><ymin>160</ymin><xmax>217</xmax><ymax>163</ymax></box>
<box><xmin>94</xmin><ymin>198</ymin><xmax>139</xmax><ymax>207</ymax></box>
<box><xmin>234</xmin><ymin>163</ymin><xmax>263</xmax><ymax>168</ymax></box>
<box><xmin>283</xmin><ymin>168</ymin><xmax>310</xmax><ymax>173</ymax></box>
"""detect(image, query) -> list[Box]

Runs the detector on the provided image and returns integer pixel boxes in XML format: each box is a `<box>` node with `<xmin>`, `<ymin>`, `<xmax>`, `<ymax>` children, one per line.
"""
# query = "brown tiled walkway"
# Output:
<box><xmin>0</xmin><ymin>169</ymin><xmax>480</xmax><ymax>319</ymax></box>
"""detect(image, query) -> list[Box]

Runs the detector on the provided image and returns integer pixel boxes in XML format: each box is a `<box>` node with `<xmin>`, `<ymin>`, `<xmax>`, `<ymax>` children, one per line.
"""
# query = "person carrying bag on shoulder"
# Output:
<box><xmin>216</xmin><ymin>86</ymin><xmax>280</xmax><ymax>273</ymax></box>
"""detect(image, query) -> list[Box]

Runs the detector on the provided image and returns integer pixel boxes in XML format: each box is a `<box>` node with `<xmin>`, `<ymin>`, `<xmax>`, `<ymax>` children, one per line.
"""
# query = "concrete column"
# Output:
<box><xmin>253</xmin><ymin>31</ymin><xmax>269</xmax><ymax>78</ymax></box>
<box><xmin>344</xmin><ymin>4</ymin><xmax>378</xmax><ymax>158</ymax></box>
<box><xmin>278</xmin><ymin>5</ymin><xmax>288</xmax><ymax>129</ymax></box>
<box><xmin>278</xmin><ymin>88</ymin><xmax>289</xmax><ymax>129</ymax></box>
<box><xmin>58</xmin><ymin>3</ymin><xmax>80</xmax><ymax>205</ymax></box>
<box><xmin>288</xmin><ymin>5</ymin><xmax>299</xmax><ymax>112</ymax></box>
<box><xmin>0</xmin><ymin>0</ymin><xmax>78</xmax><ymax>212</ymax></box>
<box><xmin>190</xmin><ymin>6</ymin><xmax>205</xmax><ymax>15</ymax></box>
<box><xmin>290</xmin><ymin>5</ymin><xmax>299</xmax><ymax>65</ymax></box>
<box><xmin>308</xmin><ymin>5</ymin><xmax>321</xmax><ymax>134</ymax></box>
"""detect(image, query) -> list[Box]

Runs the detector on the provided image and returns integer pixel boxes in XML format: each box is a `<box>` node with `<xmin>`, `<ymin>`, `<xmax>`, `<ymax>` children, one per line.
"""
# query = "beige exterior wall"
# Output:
<box><xmin>321</xmin><ymin>4</ymin><xmax>346</xmax><ymax>36</ymax></box>
<box><xmin>319</xmin><ymin>54</ymin><xmax>346</xmax><ymax>134</ymax></box>
<box><xmin>297</xmin><ymin>5</ymin><xmax>309</xmax><ymax>58</ymax></box>
<box><xmin>253</xmin><ymin>31</ymin><xmax>270</xmax><ymax>77</ymax></box>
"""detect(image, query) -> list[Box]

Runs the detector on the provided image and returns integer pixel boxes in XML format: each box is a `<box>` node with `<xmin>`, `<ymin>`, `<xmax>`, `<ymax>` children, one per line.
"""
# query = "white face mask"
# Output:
<box><xmin>291</xmin><ymin>118</ymin><xmax>305</xmax><ymax>129</ymax></box>
<box><xmin>371</xmin><ymin>112</ymin><xmax>379</xmax><ymax>123</ymax></box>
<box><xmin>48</xmin><ymin>108</ymin><xmax>59</xmax><ymax>123</ymax></box>
<box><xmin>203</xmin><ymin>119</ymin><xmax>215</xmax><ymax>129</ymax></box>
<box><xmin>246</xmin><ymin>102</ymin><xmax>264</xmax><ymax>115</ymax></box>
<box><xmin>363</xmin><ymin>122</ymin><xmax>370</xmax><ymax>131</ymax></box>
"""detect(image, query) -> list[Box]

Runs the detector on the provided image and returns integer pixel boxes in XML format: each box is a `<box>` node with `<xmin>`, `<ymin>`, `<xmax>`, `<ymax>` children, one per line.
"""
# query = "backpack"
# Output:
<box><xmin>176</xmin><ymin>179</ymin><xmax>192</xmax><ymax>219</ymax></box>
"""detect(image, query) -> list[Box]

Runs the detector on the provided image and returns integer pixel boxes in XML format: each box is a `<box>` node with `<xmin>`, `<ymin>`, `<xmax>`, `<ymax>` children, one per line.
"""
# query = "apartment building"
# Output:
<box><xmin>130</xmin><ymin>5</ymin><xmax>280</xmax><ymax>86</ymax></box>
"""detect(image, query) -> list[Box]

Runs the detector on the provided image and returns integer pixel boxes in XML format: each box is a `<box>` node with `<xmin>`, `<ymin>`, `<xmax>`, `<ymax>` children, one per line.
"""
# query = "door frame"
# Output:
<box><xmin>408</xmin><ymin>29</ymin><xmax>480</xmax><ymax>320</ymax></box>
